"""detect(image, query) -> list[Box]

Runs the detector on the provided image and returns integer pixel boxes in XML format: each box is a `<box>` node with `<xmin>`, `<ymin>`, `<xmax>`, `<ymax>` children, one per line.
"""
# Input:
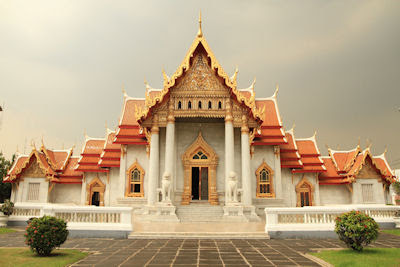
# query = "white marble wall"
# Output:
<box><xmin>18</xmin><ymin>177</ymin><xmax>49</xmax><ymax>203</ymax></box>
<box><xmin>50</xmin><ymin>184</ymin><xmax>81</xmax><ymax>205</ymax></box>
<box><xmin>319</xmin><ymin>184</ymin><xmax>351</xmax><ymax>205</ymax></box>
<box><xmin>352</xmin><ymin>178</ymin><xmax>385</xmax><ymax>204</ymax></box>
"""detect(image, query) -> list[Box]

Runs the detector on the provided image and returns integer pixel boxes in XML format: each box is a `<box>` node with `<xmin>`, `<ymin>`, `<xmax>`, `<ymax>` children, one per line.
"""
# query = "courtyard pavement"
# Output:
<box><xmin>1</xmin><ymin>230</ymin><xmax>400</xmax><ymax>266</ymax></box>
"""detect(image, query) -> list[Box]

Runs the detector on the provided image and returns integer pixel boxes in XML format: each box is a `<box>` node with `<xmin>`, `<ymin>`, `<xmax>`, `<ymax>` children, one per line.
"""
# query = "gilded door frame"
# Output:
<box><xmin>86</xmin><ymin>177</ymin><xmax>106</xmax><ymax>206</ymax></box>
<box><xmin>295</xmin><ymin>176</ymin><xmax>314</xmax><ymax>207</ymax></box>
<box><xmin>181</xmin><ymin>132</ymin><xmax>219</xmax><ymax>205</ymax></box>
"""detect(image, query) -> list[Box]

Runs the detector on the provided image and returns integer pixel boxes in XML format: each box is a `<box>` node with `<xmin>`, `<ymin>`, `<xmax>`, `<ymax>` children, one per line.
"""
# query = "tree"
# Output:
<box><xmin>0</xmin><ymin>152</ymin><xmax>15</xmax><ymax>203</ymax></box>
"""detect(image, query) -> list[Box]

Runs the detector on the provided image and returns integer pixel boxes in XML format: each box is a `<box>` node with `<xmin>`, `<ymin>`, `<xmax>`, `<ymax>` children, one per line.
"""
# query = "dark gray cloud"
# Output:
<box><xmin>1</xmin><ymin>0</ymin><xmax>399</xmax><ymax>168</ymax></box>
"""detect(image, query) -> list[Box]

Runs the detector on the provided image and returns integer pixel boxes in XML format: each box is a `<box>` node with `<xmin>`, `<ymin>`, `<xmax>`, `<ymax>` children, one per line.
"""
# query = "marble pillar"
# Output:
<box><xmin>241</xmin><ymin>115</ymin><xmax>252</xmax><ymax>205</ymax></box>
<box><xmin>225</xmin><ymin>98</ymin><xmax>235</xmax><ymax>204</ymax></box>
<box><xmin>147</xmin><ymin>115</ymin><xmax>160</xmax><ymax>205</ymax></box>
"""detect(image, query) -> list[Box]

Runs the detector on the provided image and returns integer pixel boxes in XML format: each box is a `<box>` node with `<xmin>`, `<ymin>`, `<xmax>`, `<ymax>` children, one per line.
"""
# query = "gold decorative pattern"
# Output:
<box><xmin>135</xmin><ymin>27</ymin><xmax>265</xmax><ymax>125</ymax></box>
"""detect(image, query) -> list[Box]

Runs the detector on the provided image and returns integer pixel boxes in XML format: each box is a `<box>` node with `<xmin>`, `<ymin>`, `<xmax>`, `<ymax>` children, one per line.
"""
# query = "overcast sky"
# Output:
<box><xmin>1</xmin><ymin>0</ymin><xmax>400</xmax><ymax>169</ymax></box>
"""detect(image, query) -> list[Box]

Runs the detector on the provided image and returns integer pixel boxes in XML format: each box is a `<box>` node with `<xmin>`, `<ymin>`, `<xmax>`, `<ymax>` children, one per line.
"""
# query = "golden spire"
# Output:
<box><xmin>197</xmin><ymin>10</ymin><xmax>203</xmax><ymax>37</ymax></box>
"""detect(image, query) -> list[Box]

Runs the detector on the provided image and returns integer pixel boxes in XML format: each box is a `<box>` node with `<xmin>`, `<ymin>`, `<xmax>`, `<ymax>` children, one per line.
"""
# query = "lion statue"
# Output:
<box><xmin>227</xmin><ymin>171</ymin><xmax>238</xmax><ymax>203</ymax></box>
<box><xmin>161</xmin><ymin>171</ymin><xmax>171</xmax><ymax>202</ymax></box>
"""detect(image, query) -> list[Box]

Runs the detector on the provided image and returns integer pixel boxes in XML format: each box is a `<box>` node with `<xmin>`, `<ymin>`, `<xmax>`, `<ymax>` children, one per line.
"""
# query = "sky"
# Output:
<box><xmin>0</xmin><ymin>0</ymin><xmax>400</xmax><ymax>168</ymax></box>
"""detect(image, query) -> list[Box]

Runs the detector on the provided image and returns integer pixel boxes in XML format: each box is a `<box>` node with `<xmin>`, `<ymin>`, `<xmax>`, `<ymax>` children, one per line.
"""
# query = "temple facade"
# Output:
<box><xmin>4</xmin><ymin>18</ymin><xmax>396</xmax><ymax>222</ymax></box>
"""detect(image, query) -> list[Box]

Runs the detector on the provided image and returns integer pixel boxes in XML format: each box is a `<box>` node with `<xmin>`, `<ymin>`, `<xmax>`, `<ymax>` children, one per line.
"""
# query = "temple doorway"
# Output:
<box><xmin>86</xmin><ymin>177</ymin><xmax>105</xmax><ymax>206</ymax></box>
<box><xmin>181</xmin><ymin>132</ymin><xmax>218</xmax><ymax>205</ymax></box>
<box><xmin>191</xmin><ymin>167</ymin><xmax>209</xmax><ymax>200</ymax></box>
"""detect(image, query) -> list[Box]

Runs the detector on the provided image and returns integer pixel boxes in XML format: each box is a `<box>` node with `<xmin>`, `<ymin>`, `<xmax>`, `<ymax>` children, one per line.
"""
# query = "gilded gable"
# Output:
<box><xmin>20</xmin><ymin>157</ymin><xmax>46</xmax><ymax>178</ymax></box>
<box><xmin>356</xmin><ymin>157</ymin><xmax>382</xmax><ymax>180</ymax></box>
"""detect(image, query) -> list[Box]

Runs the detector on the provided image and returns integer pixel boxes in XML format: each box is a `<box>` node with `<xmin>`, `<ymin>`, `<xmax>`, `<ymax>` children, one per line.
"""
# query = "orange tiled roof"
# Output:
<box><xmin>76</xmin><ymin>138</ymin><xmax>108</xmax><ymax>173</ymax></box>
<box><xmin>292</xmin><ymin>135</ymin><xmax>326</xmax><ymax>173</ymax></box>
<box><xmin>114</xmin><ymin>95</ymin><xmax>148</xmax><ymax>145</ymax></box>
<box><xmin>55</xmin><ymin>157</ymin><xmax>83</xmax><ymax>184</ymax></box>
<box><xmin>252</xmin><ymin>95</ymin><xmax>287</xmax><ymax>146</ymax></box>
<box><xmin>329</xmin><ymin>146</ymin><xmax>360</xmax><ymax>174</ymax></box>
<box><xmin>99</xmin><ymin>130</ymin><xmax>121</xmax><ymax>168</ymax></box>
<box><xmin>318</xmin><ymin>147</ymin><xmax>395</xmax><ymax>185</ymax></box>
<box><xmin>4</xmin><ymin>145</ymin><xmax>83</xmax><ymax>184</ymax></box>
<box><xmin>279</xmin><ymin>129</ymin><xmax>302</xmax><ymax>168</ymax></box>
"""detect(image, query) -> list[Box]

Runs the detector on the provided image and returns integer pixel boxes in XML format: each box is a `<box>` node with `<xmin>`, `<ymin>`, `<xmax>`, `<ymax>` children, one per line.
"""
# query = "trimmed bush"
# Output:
<box><xmin>0</xmin><ymin>199</ymin><xmax>14</xmax><ymax>216</ymax></box>
<box><xmin>335</xmin><ymin>210</ymin><xmax>379</xmax><ymax>251</ymax></box>
<box><xmin>25</xmin><ymin>216</ymin><xmax>69</xmax><ymax>256</ymax></box>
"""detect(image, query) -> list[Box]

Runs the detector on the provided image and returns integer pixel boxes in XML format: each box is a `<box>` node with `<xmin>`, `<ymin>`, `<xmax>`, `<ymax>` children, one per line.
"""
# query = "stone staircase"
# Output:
<box><xmin>176</xmin><ymin>203</ymin><xmax>224</xmax><ymax>222</ymax></box>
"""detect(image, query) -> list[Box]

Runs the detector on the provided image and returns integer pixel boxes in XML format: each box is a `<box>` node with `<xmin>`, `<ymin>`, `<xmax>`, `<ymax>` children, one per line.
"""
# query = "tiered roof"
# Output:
<box><xmin>4</xmin><ymin>145</ymin><xmax>82</xmax><ymax>184</ymax></box>
<box><xmin>75</xmin><ymin>137</ymin><xmax>108</xmax><ymax>173</ymax></box>
<box><xmin>252</xmin><ymin>88</ymin><xmax>287</xmax><ymax>146</ymax></box>
<box><xmin>279</xmin><ymin>128</ymin><xmax>302</xmax><ymax>169</ymax></box>
<box><xmin>292</xmin><ymin>133</ymin><xmax>326</xmax><ymax>173</ymax></box>
<box><xmin>99</xmin><ymin>129</ymin><xmax>121</xmax><ymax>168</ymax></box>
<box><xmin>114</xmin><ymin>93</ymin><xmax>148</xmax><ymax>145</ymax></box>
<box><xmin>319</xmin><ymin>146</ymin><xmax>396</xmax><ymax>185</ymax></box>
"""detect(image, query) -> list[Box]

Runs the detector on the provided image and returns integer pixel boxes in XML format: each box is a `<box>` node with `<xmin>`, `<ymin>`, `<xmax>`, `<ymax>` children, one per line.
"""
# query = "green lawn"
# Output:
<box><xmin>0</xmin><ymin>248</ymin><xmax>88</xmax><ymax>267</ymax></box>
<box><xmin>311</xmin><ymin>248</ymin><xmax>400</xmax><ymax>267</ymax></box>
<box><xmin>382</xmin><ymin>229</ymin><xmax>400</xmax><ymax>236</ymax></box>
<box><xmin>0</xmin><ymin>228</ymin><xmax>17</xmax><ymax>234</ymax></box>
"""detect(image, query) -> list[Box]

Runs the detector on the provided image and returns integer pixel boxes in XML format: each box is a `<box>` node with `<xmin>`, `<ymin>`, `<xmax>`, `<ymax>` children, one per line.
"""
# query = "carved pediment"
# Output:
<box><xmin>20</xmin><ymin>157</ymin><xmax>46</xmax><ymax>178</ymax></box>
<box><xmin>356</xmin><ymin>158</ymin><xmax>382</xmax><ymax>180</ymax></box>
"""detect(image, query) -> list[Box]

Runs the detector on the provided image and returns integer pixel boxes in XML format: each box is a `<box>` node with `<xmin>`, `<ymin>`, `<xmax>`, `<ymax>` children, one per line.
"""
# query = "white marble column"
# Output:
<box><xmin>164</xmin><ymin>102</ymin><xmax>175</xmax><ymax>176</ymax></box>
<box><xmin>273</xmin><ymin>146</ymin><xmax>283</xmax><ymax>198</ymax></box>
<box><xmin>118</xmin><ymin>145</ymin><xmax>127</xmax><ymax>199</ymax></box>
<box><xmin>147</xmin><ymin>115</ymin><xmax>160</xmax><ymax>205</ymax></box>
<box><xmin>80</xmin><ymin>174</ymin><xmax>86</xmax><ymax>205</ymax></box>
<box><xmin>225</xmin><ymin>98</ymin><xmax>235</xmax><ymax>204</ymax></box>
<box><xmin>241</xmin><ymin>115</ymin><xmax>252</xmax><ymax>205</ymax></box>
<box><xmin>164</xmin><ymin>102</ymin><xmax>175</xmax><ymax>201</ymax></box>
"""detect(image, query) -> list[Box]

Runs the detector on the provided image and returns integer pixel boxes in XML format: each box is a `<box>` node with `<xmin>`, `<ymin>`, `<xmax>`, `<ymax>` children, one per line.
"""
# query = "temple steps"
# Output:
<box><xmin>128</xmin><ymin>232</ymin><xmax>270</xmax><ymax>239</ymax></box>
<box><xmin>176</xmin><ymin>204</ymin><xmax>224</xmax><ymax>222</ymax></box>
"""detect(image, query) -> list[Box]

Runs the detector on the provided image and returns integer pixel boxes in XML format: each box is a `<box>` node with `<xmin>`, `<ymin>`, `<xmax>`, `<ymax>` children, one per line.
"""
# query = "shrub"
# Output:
<box><xmin>25</xmin><ymin>216</ymin><xmax>69</xmax><ymax>256</ymax></box>
<box><xmin>392</xmin><ymin>181</ymin><xmax>400</xmax><ymax>195</ymax></box>
<box><xmin>335</xmin><ymin>210</ymin><xmax>379</xmax><ymax>251</ymax></box>
<box><xmin>0</xmin><ymin>199</ymin><xmax>14</xmax><ymax>216</ymax></box>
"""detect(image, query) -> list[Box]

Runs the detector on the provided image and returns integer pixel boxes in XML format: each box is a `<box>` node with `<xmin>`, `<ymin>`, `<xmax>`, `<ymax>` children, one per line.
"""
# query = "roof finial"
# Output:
<box><xmin>41</xmin><ymin>135</ymin><xmax>45</xmax><ymax>148</ymax></box>
<box><xmin>357</xmin><ymin>136</ymin><xmax>361</xmax><ymax>147</ymax></box>
<box><xmin>121</xmin><ymin>83</ymin><xmax>127</xmax><ymax>98</ymax></box>
<box><xmin>273</xmin><ymin>83</ymin><xmax>279</xmax><ymax>98</ymax></box>
<box><xmin>197</xmin><ymin>10</ymin><xmax>203</xmax><ymax>37</ymax></box>
<box><xmin>383</xmin><ymin>145</ymin><xmax>388</xmax><ymax>155</ymax></box>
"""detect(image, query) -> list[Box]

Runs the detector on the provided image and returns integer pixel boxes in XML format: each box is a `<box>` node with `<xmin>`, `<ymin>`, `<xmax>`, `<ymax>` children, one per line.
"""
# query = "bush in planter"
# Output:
<box><xmin>335</xmin><ymin>210</ymin><xmax>379</xmax><ymax>251</ymax></box>
<box><xmin>25</xmin><ymin>216</ymin><xmax>69</xmax><ymax>256</ymax></box>
<box><xmin>0</xmin><ymin>199</ymin><xmax>14</xmax><ymax>216</ymax></box>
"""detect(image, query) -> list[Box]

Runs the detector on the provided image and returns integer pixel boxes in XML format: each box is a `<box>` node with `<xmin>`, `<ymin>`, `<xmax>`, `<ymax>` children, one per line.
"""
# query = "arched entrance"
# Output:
<box><xmin>296</xmin><ymin>177</ymin><xmax>314</xmax><ymax>207</ymax></box>
<box><xmin>181</xmin><ymin>132</ymin><xmax>219</xmax><ymax>205</ymax></box>
<box><xmin>86</xmin><ymin>177</ymin><xmax>105</xmax><ymax>206</ymax></box>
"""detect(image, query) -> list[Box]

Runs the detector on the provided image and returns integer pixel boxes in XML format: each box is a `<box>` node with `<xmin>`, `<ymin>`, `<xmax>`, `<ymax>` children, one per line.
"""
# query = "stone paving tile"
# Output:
<box><xmin>0</xmin><ymin>231</ymin><xmax>399</xmax><ymax>266</ymax></box>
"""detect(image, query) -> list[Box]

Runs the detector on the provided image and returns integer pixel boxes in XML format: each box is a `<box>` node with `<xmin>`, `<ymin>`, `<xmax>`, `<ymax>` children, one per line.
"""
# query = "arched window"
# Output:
<box><xmin>255</xmin><ymin>162</ymin><xmax>274</xmax><ymax>198</ymax></box>
<box><xmin>198</xmin><ymin>101</ymin><xmax>202</xmax><ymax>109</ymax></box>
<box><xmin>218</xmin><ymin>101</ymin><xmax>222</xmax><ymax>109</ymax></box>
<box><xmin>192</xmin><ymin>150</ymin><xmax>208</xmax><ymax>160</ymax></box>
<box><xmin>125</xmin><ymin>161</ymin><xmax>145</xmax><ymax>197</ymax></box>
<box><xmin>208</xmin><ymin>101</ymin><xmax>212</xmax><ymax>109</ymax></box>
<box><xmin>178</xmin><ymin>101</ymin><xmax>182</xmax><ymax>110</ymax></box>
<box><xmin>188</xmin><ymin>101</ymin><xmax>192</xmax><ymax>109</ymax></box>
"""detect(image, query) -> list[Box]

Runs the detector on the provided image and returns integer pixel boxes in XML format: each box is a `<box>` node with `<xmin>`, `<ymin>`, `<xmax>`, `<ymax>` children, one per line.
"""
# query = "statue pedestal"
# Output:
<box><xmin>222</xmin><ymin>204</ymin><xmax>260</xmax><ymax>222</ymax></box>
<box><xmin>137</xmin><ymin>204</ymin><xmax>179</xmax><ymax>222</ymax></box>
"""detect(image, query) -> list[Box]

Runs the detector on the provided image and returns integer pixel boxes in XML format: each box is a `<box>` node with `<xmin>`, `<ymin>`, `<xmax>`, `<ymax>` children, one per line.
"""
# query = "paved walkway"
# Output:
<box><xmin>1</xmin><ymin>230</ymin><xmax>399</xmax><ymax>266</ymax></box>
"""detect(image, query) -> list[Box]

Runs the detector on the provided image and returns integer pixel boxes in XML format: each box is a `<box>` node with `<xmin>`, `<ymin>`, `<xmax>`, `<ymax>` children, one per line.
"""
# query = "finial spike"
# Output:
<box><xmin>383</xmin><ymin>145</ymin><xmax>388</xmax><ymax>155</ymax></box>
<box><xmin>121</xmin><ymin>83</ymin><xmax>127</xmax><ymax>97</ymax></box>
<box><xmin>273</xmin><ymin>83</ymin><xmax>279</xmax><ymax>98</ymax></box>
<box><xmin>197</xmin><ymin>10</ymin><xmax>203</xmax><ymax>37</ymax></box>
<box><xmin>357</xmin><ymin>136</ymin><xmax>361</xmax><ymax>147</ymax></box>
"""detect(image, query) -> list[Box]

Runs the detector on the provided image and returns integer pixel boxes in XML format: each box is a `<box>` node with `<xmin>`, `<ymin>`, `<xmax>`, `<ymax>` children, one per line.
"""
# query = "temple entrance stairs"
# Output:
<box><xmin>176</xmin><ymin>203</ymin><xmax>224</xmax><ymax>222</ymax></box>
<box><xmin>129</xmin><ymin>203</ymin><xmax>269</xmax><ymax>239</ymax></box>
